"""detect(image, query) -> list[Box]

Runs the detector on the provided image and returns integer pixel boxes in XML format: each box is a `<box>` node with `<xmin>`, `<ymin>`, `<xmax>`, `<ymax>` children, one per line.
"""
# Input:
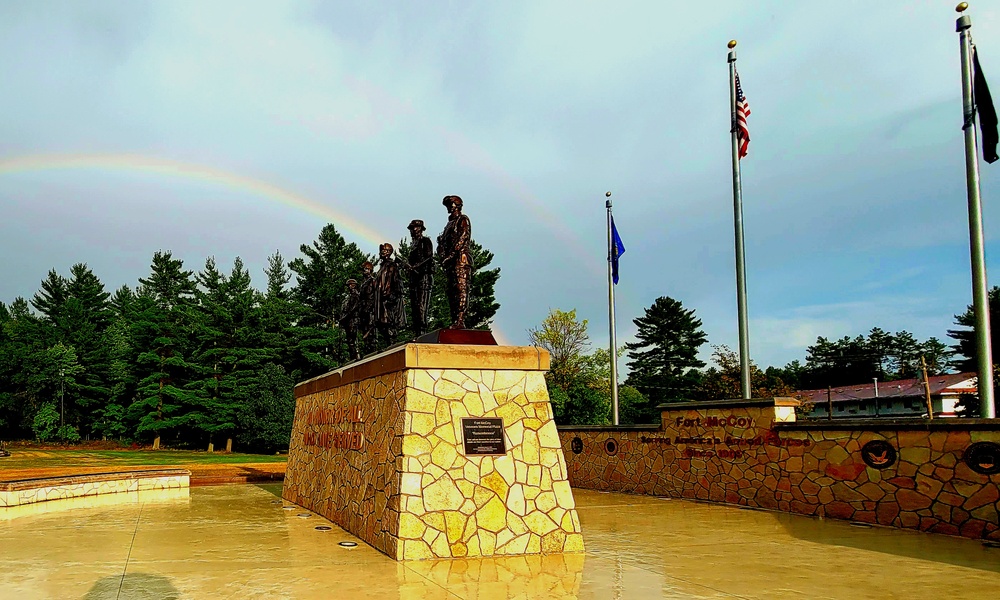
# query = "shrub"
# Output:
<box><xmin>32</xmin><ymin>404</ymin><xmax>60</xmax><ymax>442</ymax></box>
<box><xmin>57</xmin><ymin>424</ymin><xmax>81</xmax><ymax>444</ymax></box>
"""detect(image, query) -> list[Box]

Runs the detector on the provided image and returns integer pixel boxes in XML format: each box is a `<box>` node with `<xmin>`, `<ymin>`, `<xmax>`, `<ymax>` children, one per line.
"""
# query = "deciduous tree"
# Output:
<box><xmin>694</xmin><ymin>345</ymin><xmax>794</xmax><ymax>401</ymax></box>
<box><xmin>527</xmin><ymin>308</ymin><xmax>590</xmax><ymax>391</ymax></box>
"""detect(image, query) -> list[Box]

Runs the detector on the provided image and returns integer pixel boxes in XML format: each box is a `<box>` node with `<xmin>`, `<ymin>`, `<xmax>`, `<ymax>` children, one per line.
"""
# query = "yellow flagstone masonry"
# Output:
<box><xmin>283</xmin><ymin>343</ymin><xmax>584</xmax><ymax>560</ymax></box>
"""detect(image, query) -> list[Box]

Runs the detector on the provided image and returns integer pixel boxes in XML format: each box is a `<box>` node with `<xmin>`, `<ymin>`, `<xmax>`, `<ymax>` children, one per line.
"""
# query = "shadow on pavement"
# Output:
<box><xmin>83</xmin><ymin>573</ymin><xmax>180</xmax><ymax>600</ymax></box>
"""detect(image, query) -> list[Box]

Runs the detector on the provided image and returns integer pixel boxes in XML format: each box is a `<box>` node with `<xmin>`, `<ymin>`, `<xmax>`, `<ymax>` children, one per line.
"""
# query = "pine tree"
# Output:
<box><xmin>0</xmin><ymin>298</ymin><xmax>47</xmax><ymax>439</ymax></box>
<box><xmin>129</xmin><ymin>251</ymin><xmax>201</xmax><ymax>449</ymax></box>
<box><xmin>100</xmin><ymin>286</ymin><xmax>140</xmax><ymax>440</ymax></box>
<box><xmin>236</xmin><ymin>362</ymin><xmax>294</xmax><ymax>452</ymax></box>
<box><xmin>866</xmin><ymin>327</ymin><xmax>895</xmax><ymax>379</ymax></box>
<box><xmin>66</xmin><ymin>264</ymin><xmax>113</xmax><ymax>331</ymax></box>
<box><xmin>110</xmin><ymin>284</ymin><xmax>137</xmax><ymax>315</ymax></box>
<box><xmin>224</xmin><ymin>257</ymin><xmax>274</xmax><ymax>452</ymax></box>
<box><xmin>0</xmin><ymin>301</ymin><xmax>14</xmax><ymax>437</ymax></box>
<box><xmin>62</xmin><ymin>264</ymin><xmax>113</xmax><ymax>436</ymax></box>
<box><xmin>919</xmin><ymin>338</ymin><xmax>953</xmax><ymax>375</ymax></box>
<box><xmin>288</xmin><ymin>225</ymin><xmax>365</xmax><ymax>378</ymax></box>
<box><xmin>238</xmin><ymin>252</ymin><xmax>300</xmax><ymax>451</ymax></box>
<box><xmin>187</xmin><ymin>257</ymin><xmax>236</xmax><ymax>451</ymax></box>
<box><xmin>467</xmin><ymin>241</ymin><xmax>501</xmax><ymax>330</ymax></box>
<box><xmin>800</xmin><ymin>329</ymin><xmax>952</xmax><ymax>388</ymax></box>
<box><xmin>30</xmin><ymin>269</ymin><xmax>68</xmax><ymax>331</ymax></box>
<box><xmin>289</xmin><ymin>224</ymin><xmax>367</xmax><ymax>328</ymax></box>
<box><xmin>947</xmin><ymin>288</ymin><xmax>1000</xmax><ymax>413</ymax></box>
<box><xmin>624</xmin><ymin>296</ymin><xmax>707</xmax><ymax>415</ymax></box>
<box><xmin>948</xmin><ymin>286</ymin><xmax>1000</xmax><ymax>373</ymax></box>
<box><xmin>260</xmin><ymin>252</ymin><xmax>297</xmax><ymax>365</ymax></box>
<box><xmin>260</xmin><ymin>251</ymin><xmax>321</xmax><ymax>384</ymax></box>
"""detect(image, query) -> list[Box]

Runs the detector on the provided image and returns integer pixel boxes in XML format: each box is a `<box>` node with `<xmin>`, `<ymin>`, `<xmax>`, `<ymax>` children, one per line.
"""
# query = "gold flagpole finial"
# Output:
<box><xmin>956</xmin><ymin>2</ymin><xmax>968</xmax><ymax>12</ymax></box>
<box><xmin>728</xmin><ymin>40</ymin><xmax>737</xmax><ymax>49</ymax></box>
<box><xmin>605</xmin><ymin>191</ymin><xmax>611</xmax><ymax>198</ymax></box>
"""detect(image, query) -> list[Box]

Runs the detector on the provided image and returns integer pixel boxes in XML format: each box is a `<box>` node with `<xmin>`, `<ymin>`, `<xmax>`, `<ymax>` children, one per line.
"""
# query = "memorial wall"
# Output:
<box><xmin>559</xmin><ymin>398</ymin><xmax>1000</xmax><ymax>541</ymax></box>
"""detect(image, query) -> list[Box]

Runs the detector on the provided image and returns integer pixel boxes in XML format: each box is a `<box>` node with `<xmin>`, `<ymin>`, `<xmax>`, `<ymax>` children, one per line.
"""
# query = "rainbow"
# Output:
<box><xmin>0</xmin><ymin>151</ymin><xmax>605</xmax><ymax>275</ymax></box>
<box><xmin>0</xmin><ymin>153</ymin><xmax>389</xmax><ymax>247</ymax></box>
<box><xmin>0</xmin><ymin>153</ymin><xmax>519</xmax><ymax>342</ymax></box>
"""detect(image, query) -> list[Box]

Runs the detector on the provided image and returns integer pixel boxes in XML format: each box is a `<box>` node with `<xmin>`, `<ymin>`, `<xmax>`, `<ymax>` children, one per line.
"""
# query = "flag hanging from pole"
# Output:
<box><xmin>973</xmin><ymin>46</ymin><xmax>998</xmax><ymax>164</ymax></box>
<box><xmin>735</xmin><ymin>71</ymin><xmax>751</xmax><ymax>159</ymax></box>
<box><xmin>611</xmin><ymin>216</ymin><xmax>625</xmax><ymax>285</ymax></box>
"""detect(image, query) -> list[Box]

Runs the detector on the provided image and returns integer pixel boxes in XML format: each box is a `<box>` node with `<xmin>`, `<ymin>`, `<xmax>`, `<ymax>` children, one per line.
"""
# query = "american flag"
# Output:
<box><xmin>735</xmin><ymin>71</ymin><xmax>751</xmax><ymax>159</ymax></box>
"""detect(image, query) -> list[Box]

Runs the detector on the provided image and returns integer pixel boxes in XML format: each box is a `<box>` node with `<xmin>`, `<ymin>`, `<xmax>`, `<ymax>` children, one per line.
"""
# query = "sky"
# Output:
<box><xmin>1</xmin><ymin>0</ymin><xmax>999</xmax><ymax>372</ymax></box>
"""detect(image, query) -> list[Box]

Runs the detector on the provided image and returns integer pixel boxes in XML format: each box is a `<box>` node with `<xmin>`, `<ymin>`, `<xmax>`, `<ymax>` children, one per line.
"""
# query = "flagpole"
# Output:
<box><xmin>728</xmin><ymin>40</ymin><xmax>752</xmax><ymax>400</ymax></box>
<box><xmin>956</xmin><ymin>2</ymin><xmax>995</xmax><ymax>418</ymax></box>
<box><xmin>606</xmin><ymin>191</ymin><xmax>620</xmax><ymax>425</ymax></box>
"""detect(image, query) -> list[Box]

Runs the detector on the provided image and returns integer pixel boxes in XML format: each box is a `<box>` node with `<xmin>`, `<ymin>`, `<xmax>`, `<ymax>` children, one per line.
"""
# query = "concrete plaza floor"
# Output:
<box><xmin>0</xmin><ymin>484</ymin><xmax>997</xmax><ymax>599</ymax></box>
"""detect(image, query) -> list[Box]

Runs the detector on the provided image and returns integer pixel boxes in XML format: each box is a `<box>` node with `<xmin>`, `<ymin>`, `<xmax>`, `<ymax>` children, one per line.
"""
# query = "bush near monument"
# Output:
<box><xmin>528</xmin><ymin>308</ymin><xmax>647</xmax><ymax>426</ymax></box>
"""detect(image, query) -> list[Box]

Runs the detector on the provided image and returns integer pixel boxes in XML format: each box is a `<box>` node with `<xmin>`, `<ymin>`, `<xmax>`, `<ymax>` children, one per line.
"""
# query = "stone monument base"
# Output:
<box><xmin>283</xmin><ymin>343</ymin><xmax>584</xmax><ymax>560</ymax></box>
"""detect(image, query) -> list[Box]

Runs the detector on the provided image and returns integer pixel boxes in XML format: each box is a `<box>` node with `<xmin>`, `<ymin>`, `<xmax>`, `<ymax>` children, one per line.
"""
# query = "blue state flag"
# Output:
<box><xmin>611</xmin><ymin>216</ymin><xmax>625</xmax><ymax>284</ymax></box>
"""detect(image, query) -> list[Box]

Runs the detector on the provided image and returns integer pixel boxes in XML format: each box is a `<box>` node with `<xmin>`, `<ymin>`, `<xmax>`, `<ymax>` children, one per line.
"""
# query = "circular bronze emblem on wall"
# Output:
<box><xmin>963</xmin><ymin>442</ymin><xmax>1000</xmax><ymax>475</ymax></box>
<box><xmin>604</xmin><ymin>438</ymin><xmax>619</xmax><ymax>456</ymax></box>
<box><xmin>860</xmin><ymin>440</ymin><xmax>897</xmax><ymax>470</ymax></box>
<box><xmin>571</xmin><ymin>437</ymin><xmax>584</xmax><ymax>454</ymax></box>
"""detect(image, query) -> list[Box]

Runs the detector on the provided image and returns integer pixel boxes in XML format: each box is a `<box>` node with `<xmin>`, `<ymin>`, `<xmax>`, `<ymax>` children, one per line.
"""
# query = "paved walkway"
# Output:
<box><xmin>1</xmin><ymin>485</ymin><xmax>997</xmax><ymax>599</ymax></box>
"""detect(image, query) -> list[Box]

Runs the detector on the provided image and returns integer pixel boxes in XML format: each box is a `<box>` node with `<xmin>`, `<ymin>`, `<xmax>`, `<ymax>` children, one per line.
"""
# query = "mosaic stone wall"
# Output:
<box><xmin>283</xmin><ymin>370</ymin><xmax>406</xmax><ymax>558</ymax></box>
<box><xmin>559</xmin><ymin>400</ymin><xmax>1000</xmax><ymax>541</ymax></box>
<box><xmin>284</xmin><ymin>345</ymin><xmax>584</xmax><ymax>560</ymax></box>
<box><xmin>0</xmin><ymin>470</ymin><xmax>190</xmax><ymax>508</ymax></box>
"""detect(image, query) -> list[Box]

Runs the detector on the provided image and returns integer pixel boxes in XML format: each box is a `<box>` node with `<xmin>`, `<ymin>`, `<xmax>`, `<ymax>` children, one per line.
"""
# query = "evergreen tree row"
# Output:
<box><xmin>0</xmin><ymin>224</ymin><xmax>500</xmax><ymax>450</ymax></box>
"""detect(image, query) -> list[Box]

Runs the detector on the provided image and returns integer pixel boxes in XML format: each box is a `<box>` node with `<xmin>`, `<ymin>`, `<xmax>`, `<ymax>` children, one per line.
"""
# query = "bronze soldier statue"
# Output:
<box><xmin>338</xmin><ymin>278</ymin><xmax>361</xmax><ymax>361</ymax></box>
<box><xmin>436</xmin><ymin>195</ymin><xmax>474</xmax><ymax>329</ymax></box>
<box><xmin>406</xmin><ymin>219</ymin><xmax>434</xmax><ymax>337</ymax></box>
<box><xmin>358</xmin><ymin>261</ymin><xmax>377</xmax><ymax>354</ymax></box>
<box><xmin>375</xmin><ymin>243</ymin><xmax>406</xmax><ymax>348</ymax></box>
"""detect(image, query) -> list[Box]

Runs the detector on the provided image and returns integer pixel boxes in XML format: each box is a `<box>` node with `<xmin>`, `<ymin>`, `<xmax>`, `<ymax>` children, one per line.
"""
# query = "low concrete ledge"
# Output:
<box><xmin>295</xmin><ymin>343</ymin><xmax>550</xmax><ymax>397</ymax></box>
<box><xmin>778</xmin><ymin>418</ymin><xmax>1000</xmax><ymax>431</ymax></box>
<box><xmin>0</xmin><ymin>469</ymin><xmax>190</xmax><ymax>508</ymax></box>
<box><xmin>657</xmin><ymin>397</ymin><xmax>800</xmax><ymax>411</ymax></box>
<box><xmin>557</xmin><ymin>424</ymin><xmax>662</xmax><ymax>432</ymax></box>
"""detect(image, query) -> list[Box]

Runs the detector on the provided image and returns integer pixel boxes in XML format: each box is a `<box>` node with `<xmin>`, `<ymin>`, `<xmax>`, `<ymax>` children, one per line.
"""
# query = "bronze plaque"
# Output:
<box><xmin>461</xmin><ymin>418</ymin><xmax>507</xmax><ymax>455</ymax></box>
<box><xmin>860</xmin><ymin>440</ymin><xmax>896</xmax><ymax>470</ymax></box>
<box><xmin>964</xmin><ymin>441</ymin><xmax>1000</xmax><ymax>475</ymax></box>
<box><xmin>604</xmin><ymin>438</ymin><xmax>619</xmax><ymax>456</ymax></box>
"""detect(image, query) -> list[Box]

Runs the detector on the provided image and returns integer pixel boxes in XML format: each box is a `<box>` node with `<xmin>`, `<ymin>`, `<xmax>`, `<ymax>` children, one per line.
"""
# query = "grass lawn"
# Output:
<box><xmin>0</xmin><ymin>447</ymin><xmax>287</xmax><ymax>482</ymax></box>
<box><xmin>1</xmin><ymin>449</ymin><xmax>286</xmax><ymax>469</ymax></box>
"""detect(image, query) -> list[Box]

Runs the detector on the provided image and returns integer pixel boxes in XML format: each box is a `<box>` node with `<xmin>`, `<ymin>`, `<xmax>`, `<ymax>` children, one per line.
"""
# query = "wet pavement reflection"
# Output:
<box><xmin>0</xmin><ymin>485</ymin><xmax>996</xmax><ymax>599</ymax></box>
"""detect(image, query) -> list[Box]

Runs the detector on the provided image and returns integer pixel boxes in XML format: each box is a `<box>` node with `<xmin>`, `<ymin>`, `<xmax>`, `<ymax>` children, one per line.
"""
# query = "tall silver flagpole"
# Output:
<box><xmin>607</xmin><ymin>191</ymin><xmax>619</xmax><ymax>425</ymax></box>
<box><xmin>728</xmin><ymin>40</ymin><xmax>752</xmax><ymax>400</ymax></box>
<box><xmin>956</xmin><ymin>3</ymin><xmax>995</xmax><ymax>418</ymax></box>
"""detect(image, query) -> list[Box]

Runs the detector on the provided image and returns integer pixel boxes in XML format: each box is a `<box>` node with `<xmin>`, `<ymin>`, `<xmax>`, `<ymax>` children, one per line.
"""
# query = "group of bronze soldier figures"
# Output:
<box><xmin>337</xmin><ymin>195</ymin><xmax>474</xmax><ymax>361</ymax></box>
